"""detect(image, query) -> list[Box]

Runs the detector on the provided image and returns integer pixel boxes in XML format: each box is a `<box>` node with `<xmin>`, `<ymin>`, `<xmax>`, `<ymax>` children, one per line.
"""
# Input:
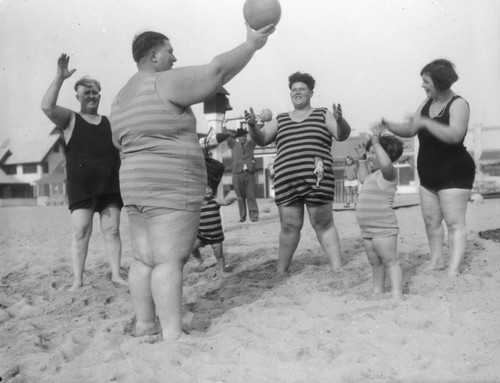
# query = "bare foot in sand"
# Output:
<box><xmin>134</xmin><ymin>322</ymin><xmax>161</xmax><ymax>337</ymax></box>
<box><xmin>426</xmin><ymin>258</ymin><xmax>447</xmax><ymax>272</ymax></box>
<box><xmin>112</xmin><ymin>276</ymin><xmax>128</xmax><ymax>287</ymax></box>
<box><xmin>447</xmin><ymin>268</ymin><xmax>461</xmax><ymax>278</ymax></box>
<box><xmin>69</xmin><ymin>280</ymin><xmax>83</xmax><ymax>291</ymax></box>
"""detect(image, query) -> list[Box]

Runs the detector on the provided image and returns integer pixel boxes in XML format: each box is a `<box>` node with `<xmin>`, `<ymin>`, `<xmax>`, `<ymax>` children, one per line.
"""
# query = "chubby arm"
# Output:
<box><xmin>382</xmin><ymin>100</ymin><xmax>428</xmax><ymax>138</ymax></box>
<box><xmin>325</xmin><ymin>104</ymin><xmax>351</xmax><ymax>141</ymax></box>
<box><xmin>157</xmin><ymin>24</ymin><xmax>274</xmax><ymax>108</ymax></box>
<box><xmin>415</xmin><ymin>98</ymin><xmax>470</xmax><ymax>144</ymax></box>
<box><xmin>245</xmin><ymin>107</ymin><xmax>277</xmax><ymax>146</ymax></box>
<box><xmin>41</xmin><ymin>54</ymin><xmax>76</xmax><ymax>129</ymax></box>
<box><xmin>371</xmin><ymin>127</ymin><xmax>397</xmax><ymax>182</ymax></box>
<box><xmin>215</xmin><ymin>190</ymin><xmax>239</xmax><ymax>206</ymax></box>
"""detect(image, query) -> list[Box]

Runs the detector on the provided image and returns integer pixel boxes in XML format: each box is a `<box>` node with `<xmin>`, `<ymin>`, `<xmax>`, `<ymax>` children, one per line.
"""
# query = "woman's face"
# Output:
<box><xmin>290</xmin><ymin>81</ymin><xmax>312</xmax><ymax>108</ymax></box>
<box><xmin>421</xmin><ymin>74</ymin><xmax>436</xmax><ymax>99</ymax></box>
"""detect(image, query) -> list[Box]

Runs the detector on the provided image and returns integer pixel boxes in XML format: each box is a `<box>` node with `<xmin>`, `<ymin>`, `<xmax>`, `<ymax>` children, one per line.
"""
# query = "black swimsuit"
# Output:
<box><xmin>417</xmin><ymin>96</ymin><xmax>475</xmax><ymax>191</ymax></box>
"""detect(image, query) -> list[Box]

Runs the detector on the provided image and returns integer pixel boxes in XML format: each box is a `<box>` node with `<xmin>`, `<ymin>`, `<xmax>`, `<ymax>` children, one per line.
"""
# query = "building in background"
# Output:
<box><xmin>0</xmin><ymin>125</ymin><xmax>65</xmax><ymax>207</ymax></box>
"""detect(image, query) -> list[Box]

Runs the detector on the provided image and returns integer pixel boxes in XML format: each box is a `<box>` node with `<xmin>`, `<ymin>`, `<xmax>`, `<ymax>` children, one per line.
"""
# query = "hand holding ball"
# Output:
<box><xmin>244</xmin><ymin>0</ymin><xmax>281</xmax><ymax>30</ymax></box>
<box><xmin>259</xmin><ymin>108</ymin><xmax>273</xmax><ymax>122</ymax></box>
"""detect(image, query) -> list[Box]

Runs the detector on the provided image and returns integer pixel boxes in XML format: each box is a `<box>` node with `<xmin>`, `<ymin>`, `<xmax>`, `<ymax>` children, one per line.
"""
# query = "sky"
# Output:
<box><xmin>1</xmin><ymin>0</ymin><xmax>499</xmax><ymax>137</ymax></box>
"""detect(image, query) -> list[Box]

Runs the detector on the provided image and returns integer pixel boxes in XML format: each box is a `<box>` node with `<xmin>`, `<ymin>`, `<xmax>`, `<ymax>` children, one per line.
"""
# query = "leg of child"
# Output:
<box><xmin>192</xmin><ymin>239</ymin><xmax>205</xmax><ymax>272</ymax></box>
<box><xmin>363</xmin><ymin>238</ymin><xmax>385</xmax><ymax>296</ymax></box>
<box><xmin>210</xmin><ymin>242</ymin><xmax>226</xmax><ymax>277</ymax></box>
<box><xmin>373</xmin><ymin>235</ymin><xmax>403</xmax><ymax>299</ymax></box>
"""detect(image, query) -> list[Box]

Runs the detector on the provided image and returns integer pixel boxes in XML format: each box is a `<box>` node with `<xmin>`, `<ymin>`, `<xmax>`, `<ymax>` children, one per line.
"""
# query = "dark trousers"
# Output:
<box><xmin>232</xmin><ymin>171</ymin><xmax>259</xmax><ymax>221</ymax></box>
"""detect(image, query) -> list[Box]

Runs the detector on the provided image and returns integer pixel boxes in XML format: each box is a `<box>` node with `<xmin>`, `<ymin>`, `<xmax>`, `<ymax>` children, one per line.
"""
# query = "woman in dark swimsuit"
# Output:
<box><xmin>382</xmin><ymin>59</ymin><xmax>475</xmax><ymax>277</ymax></box>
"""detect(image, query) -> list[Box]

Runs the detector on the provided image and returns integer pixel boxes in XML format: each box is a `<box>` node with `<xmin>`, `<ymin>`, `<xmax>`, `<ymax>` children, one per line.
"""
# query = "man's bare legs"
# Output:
<box><xmin>100</xmin><ymin>205</ymin><xmax>127</xmax><ymax>286</ymax></box>
<box><xmin>69</xmin><ymin>208</ymin><xmax>94</xmax><ymax>290</ymax></box>
<box><xmin>127</xmin><ymin>207</ymin><xmax>200</xmax><ymax>341</ymax></box>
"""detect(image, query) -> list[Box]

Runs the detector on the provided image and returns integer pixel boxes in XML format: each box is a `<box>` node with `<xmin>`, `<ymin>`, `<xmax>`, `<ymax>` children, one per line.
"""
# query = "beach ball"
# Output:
<box><xmin>259</xmin><ymin>108</ymin><xmax>273</xmax><ymax>122</ymax></box>
<box><xmin>243</xmin><ymin>0</ymin><xmax>281</xmax><ymax>30</ymax></box>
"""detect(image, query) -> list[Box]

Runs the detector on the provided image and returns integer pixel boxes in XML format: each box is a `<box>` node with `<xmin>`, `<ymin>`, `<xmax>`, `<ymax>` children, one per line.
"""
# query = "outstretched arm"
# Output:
<box><xmin>382</xmin><ymin>100</ymin><xmax>428</xmax><ymax>138</ymax></box>
<box><xmin>41</xmin><ymin>54</ymin><xmax>76</xmax><ymax>129</ymax></box>
<box><xmin>326</xmin><ymin>103</ymin><xmax>351</xmax><ymax>141</ymax></box>
<box><xmin>157</xmin><ymin>23</ymin><xmax>275</xmax><ymax>108</ymax></box>
<box><xmin>245</xmin><ymin>107</ymin><xmax>277</xmax><ymax>146</ymax></box>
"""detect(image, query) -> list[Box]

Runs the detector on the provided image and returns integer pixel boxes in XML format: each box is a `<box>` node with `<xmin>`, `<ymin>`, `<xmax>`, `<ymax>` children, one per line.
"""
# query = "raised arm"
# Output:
<box><xmin>326</xmin><ymin>103</ymin><xmax>351</xmax><ymax>141</ymax></box>
<box><xmin>356</xmin><ymin>143</ymin><xmax>370</xmax><ymax>184</ymax></box>
<box><xmin>245</xmin><ymin>107</ymin><xmax>277</xmax><ymax>146</ymax></box>
<box><xmin>41</xmin><ymin>54</ymin><xmax>76</xmax><ymax>128</ymax></box>
<box><xmin>371</xmin><ymin>125</ymin><xmax>396</xmax><ymax>182</ymax></box>
<box><xmin>157</xmin><ymin>23</ymin><xmax>275</xmax><ymax>108</ymax></box>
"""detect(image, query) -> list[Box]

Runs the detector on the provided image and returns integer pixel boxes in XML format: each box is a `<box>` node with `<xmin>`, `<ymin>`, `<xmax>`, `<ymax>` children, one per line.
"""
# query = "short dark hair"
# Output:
<box><xmin>74</xmin><ymin>76</ymin><xmax>101</xmax><ymax>92</ymax></box>
<box><xmin>288</xmin><ymin>72</ymin><xmax>315</xmax><ymax>90</ymax></box>
<box><xmin>132</xmin><ymin>31</ymin><xmax>169</xmax><ymax>63</ymax></box>
<box><xmin>366</xmin><ymin>135</ymin><xmax>404</xmax><ymax>162</ymax></box>
<box><xmin>420</xmin><ymin>59</ymin><xmax>458</xmax><ymax>91</ymax></box>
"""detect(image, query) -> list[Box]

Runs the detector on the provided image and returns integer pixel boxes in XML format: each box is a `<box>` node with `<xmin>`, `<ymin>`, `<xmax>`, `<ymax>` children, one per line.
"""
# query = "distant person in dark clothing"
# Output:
<box><xmin>223</xmin><ymin>125</ymin><xmax>259</xmax><ymax>222</ymax></box>
<box><xmin>41</xmin><ymin>54</ymin><xmax>126</xmax><ymax>290</ymax></box>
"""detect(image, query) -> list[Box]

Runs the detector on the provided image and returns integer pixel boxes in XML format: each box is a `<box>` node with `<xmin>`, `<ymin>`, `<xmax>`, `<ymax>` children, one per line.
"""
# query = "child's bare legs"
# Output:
<box><xmin>191</xmin><ymin>239</ymin><xmax>205</xmax><ymax>271</ymax></box>
<box><xmin>363</xmin><ymin>238</ymin><xmax>385</xmax><ymax>296</ymax></box>
<box><xmin>210</xmin><ymin>242</ymin><xmax>226</xmax><ymax>277</ymax></box>
<box><xmin>364</xmin><ymin>235</ymin><xmax>403</xmax><ymax>299</ymax></box>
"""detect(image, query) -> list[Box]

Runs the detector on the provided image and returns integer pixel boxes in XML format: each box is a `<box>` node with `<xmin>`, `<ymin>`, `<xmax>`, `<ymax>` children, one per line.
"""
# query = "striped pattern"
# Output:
<box><xmin>355</xmin><ymin>171</ymin><xmax>398</xmax><ymax>238</ymax></box>
<box><xmin>197</xmin><ymin>199</ymin><xmax>224</xmax><ymax>244</ymax></box>
<box><xmin>110</xmin><ymin>74</ymin><xmax>206</xmax><ymax>210</ymax></box>
<box><xmin>273</xmin><ymin>108</ymin><xmax>335</xmax><ymax>206</ymax></box>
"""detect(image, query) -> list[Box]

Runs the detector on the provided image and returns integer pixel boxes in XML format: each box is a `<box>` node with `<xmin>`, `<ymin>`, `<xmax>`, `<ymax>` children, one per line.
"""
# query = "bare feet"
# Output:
<box><xmin>69</xmin><ymin>280</ymin><xmax>83</xmax><ymax>291</ymax></box>
<box><xmin>426</xmin><ymin>258</ymin><xmax>446</xmax><ymax>272</ymax></box>
<box><xmin>447</xmin><ymin>268</ymin><xmax>461</xmax><ymax>277</ymax></box>
<box><xmin>134</xmin><ymin>321</ymin><xmax>161</xmax><ymax>337</ymax></box>
<box><xmin>112</xmin><ymin>275</ymin><xmax>128</xmax><ymax>287</ymax></box>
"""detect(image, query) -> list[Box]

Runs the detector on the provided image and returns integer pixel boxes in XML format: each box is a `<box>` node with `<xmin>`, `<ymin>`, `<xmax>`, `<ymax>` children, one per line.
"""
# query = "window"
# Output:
<box><xmin>42</xmin><ymin>162</ymin><xmax>49</xmax><ymax>173</ymax></box>
<box><xmin>3</xmin><ymin>165</ymin><xmax>17</xmax><ymax>175</ymax></box>
<box><xmin>22</xmin><ymin>163</ymin><xmax>37</xmax><ymax>174</ymax></box>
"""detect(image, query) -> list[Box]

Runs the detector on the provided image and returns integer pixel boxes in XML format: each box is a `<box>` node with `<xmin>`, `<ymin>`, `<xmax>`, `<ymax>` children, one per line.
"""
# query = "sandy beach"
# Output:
<box><xmin>1</xmin><ymin>195</ymin><xmax>499</xmax><ymax>383</ymax></box>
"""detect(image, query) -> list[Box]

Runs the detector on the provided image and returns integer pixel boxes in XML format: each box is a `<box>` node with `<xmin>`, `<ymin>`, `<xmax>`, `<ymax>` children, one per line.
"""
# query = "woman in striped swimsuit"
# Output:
<box><xmin>246</xmin><ymin>72</ymin><xmax>351</xmax><ymax>275</ymax></box>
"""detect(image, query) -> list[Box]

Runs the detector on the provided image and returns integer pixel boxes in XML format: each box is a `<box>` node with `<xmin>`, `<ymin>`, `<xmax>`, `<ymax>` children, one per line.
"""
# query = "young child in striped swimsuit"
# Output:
<box><xmin>192</xmin><ymin>185</ymin><xmax>238</xmax><ymax>278</ymax></box>
<box><xmin>356</xmin><ymin>125</ymin><xmax>404</xmax><ymax>299</ymax></box>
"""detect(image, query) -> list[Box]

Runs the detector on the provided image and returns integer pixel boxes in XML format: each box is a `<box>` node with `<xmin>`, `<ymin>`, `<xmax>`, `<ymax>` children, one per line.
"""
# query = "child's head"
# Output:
<box><xmin>366</xmin><ymin>135</ymin><xmax>404</xmax><ymax>162</ymax></box>
<box><xmin>204</xmin><ymin>186</ymin><xmax>214</xmax><ymax>200</ymax></box>
<box><xmin>345</xmin><ymin>155</ymin><xmax>354</xmax><ymax>165</ymax></box>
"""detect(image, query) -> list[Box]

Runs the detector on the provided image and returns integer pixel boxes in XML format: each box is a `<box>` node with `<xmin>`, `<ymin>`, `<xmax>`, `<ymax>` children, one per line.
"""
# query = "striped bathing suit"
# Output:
<box><xmin>110</xmin><ymin>73</ymin><xmax>206</xmax><ymax>210</ymax></box>
<box><xmin>355</xmin><ymin>170</ymin><xmax>398</xmax><ymax>238</ymax></box>
<box><xmin>197</xmin><ymin>199</ymin><xmax>224</xmax><ymax>245</ymax></box>
<box><xmin>273</xmin><ymin>108</ymin><xmax>335</xmax><ymax>206</ymax></box>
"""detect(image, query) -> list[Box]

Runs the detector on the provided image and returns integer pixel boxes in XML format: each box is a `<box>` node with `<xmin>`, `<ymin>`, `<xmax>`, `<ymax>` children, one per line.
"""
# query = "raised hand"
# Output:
<box><xmin>332</xmin><ymin>103</ymin><xmax>343</xmax><ymax>122</ymax></box>
<box><xmin>57</xmin><ymin>53</ymin><xmax>76</xmax><ymax>80</ymax></box>
<box><xmin>355</xmin><ymin>142</ymin><xmax>368</xmax><ymax>161</ymax></box>
<box><xmin>244</xmin><ymin>107</ymin><xmax>257</xmax><ymax>128</ymax></box>
<box><xmin>246</xmin><ymin>23</ymin><xmax>275</xmax><ymax>50</ymax></box>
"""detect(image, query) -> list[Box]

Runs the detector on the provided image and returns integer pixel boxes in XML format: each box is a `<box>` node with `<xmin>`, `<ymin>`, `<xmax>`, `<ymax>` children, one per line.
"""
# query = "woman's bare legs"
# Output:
<box><xmin>308</xmin><ymin>202</ymin><xmax>342</xmax><ymax>271</ymax></box>
<box><xmin>439</xmin><ymin>188</ymin><xmax>471</xmax><ymax>276</ymax></box>
<box><xmin>419</xmin><ymin>186</ymin><xmax>446</xmax><ymax>270</ymax></box>
<box><xmin>277</xmin><ymin>203</ymin><xmax>304</xmax><ymax>275</ymax></box>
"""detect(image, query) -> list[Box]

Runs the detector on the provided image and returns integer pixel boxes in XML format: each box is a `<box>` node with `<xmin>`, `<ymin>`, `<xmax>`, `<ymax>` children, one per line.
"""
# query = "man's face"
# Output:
<box><xmin>154</xmin><ymin>40</ymin><xmax>177</xmax><ymax>72</ymax></box>
<box><xmin>239</xmin><ymin>134</ymin><xmax>247</xmax><ymax>144</ymax></box>
<box><xmin>76</xmin><ymin>84</ymin><xmax>101</xmax><ymax>113</ymax></box>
